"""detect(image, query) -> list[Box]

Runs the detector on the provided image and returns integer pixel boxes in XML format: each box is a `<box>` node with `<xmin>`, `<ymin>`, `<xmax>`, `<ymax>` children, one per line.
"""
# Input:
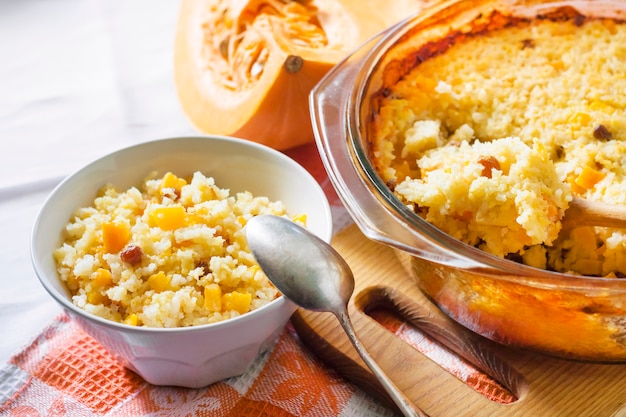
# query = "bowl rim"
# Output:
<box><xmin>30</xmin><ymin>134</ymin><xmax>332</xmax><ymax>333</ymax></box>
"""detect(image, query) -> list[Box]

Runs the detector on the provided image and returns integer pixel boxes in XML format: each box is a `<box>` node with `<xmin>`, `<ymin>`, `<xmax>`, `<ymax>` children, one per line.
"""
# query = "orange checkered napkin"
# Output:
<box><xmin>0</xmin><ymin>314</ymin><xmax>396</xmax><ymax>417</ymax></box>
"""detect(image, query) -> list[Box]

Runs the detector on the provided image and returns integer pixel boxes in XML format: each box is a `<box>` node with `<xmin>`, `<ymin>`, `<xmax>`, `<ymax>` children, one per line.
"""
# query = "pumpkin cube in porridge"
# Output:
<box><xmin>222</xmin><ymin>291</ymin><xmax>252</xmax><ymax>314</ymax></box>
<box><xmin>204</xmin><ymin>283</ymin><xmax>222</xmax><ymax>312</ymax></box>
<box><xmin>150</xmin><ymin>206</ymin><xmax>186</xmax><ymax>231</ymax></box>
<box><xmin>102</xmin><ymin>222</ymin><xmax>131</xmax><ymax>253</ymax></box>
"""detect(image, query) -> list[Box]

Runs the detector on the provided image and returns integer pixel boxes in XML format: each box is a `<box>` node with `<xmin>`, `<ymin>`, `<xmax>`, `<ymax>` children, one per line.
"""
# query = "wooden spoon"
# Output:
<box><xmin>563</xmin><ymin>196</ymin><xmax>626</xmax><ymax>229</ymax></box>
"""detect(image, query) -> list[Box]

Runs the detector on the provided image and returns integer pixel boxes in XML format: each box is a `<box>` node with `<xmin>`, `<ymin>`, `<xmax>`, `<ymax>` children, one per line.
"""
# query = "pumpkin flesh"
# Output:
<box><xmin>174</xmin><ymin>0</ymin><xmax>428</xmax><ymax>150</ymax></box>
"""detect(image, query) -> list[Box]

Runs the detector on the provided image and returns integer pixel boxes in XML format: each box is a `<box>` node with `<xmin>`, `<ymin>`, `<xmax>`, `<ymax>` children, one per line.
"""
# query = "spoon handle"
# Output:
<box><xmin>336</xmin><ymin>309</ymin><xmax>428</xmax><ymax>417</ymax></box>
<box><xmin>565</xmin><ymin>197</ymin><xmax>626</xmax><ymax>229</ymax></box>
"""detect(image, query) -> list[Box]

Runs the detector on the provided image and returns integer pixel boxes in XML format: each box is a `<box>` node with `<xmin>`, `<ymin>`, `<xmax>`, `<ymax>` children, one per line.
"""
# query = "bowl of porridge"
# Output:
<box><xmin>31</xmin><ymin>135</ymin><xmax>332</xmax><ymax>387</ymax></box>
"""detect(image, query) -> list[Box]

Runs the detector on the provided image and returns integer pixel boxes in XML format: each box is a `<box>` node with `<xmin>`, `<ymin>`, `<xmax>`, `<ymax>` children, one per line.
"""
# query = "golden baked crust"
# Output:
<box><xmin>370</xmin><ymin>12</ymin><xmax>626</xmax><ymax>275</ymax></box>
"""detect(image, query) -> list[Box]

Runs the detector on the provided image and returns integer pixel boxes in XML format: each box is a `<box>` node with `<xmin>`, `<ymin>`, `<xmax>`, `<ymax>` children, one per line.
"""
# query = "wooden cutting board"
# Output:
<box><xmin>291</xmin><ymin>224</ymin><xmax>626</xmax><ymax>417</ymax></box>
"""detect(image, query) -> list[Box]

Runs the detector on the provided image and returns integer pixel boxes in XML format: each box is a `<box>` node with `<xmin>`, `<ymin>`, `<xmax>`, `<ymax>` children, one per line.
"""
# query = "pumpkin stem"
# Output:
<box><xmin>284</xmin><ymin>55</ymin><xmax>303</xmax><ymax>73</ymax></box>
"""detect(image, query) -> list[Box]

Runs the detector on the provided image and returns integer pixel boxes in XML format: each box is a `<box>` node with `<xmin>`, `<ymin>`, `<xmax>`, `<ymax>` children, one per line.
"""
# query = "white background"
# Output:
<box><xmin>0</xmin><ymin>0</ymin><xmax>200</xmax><ymax>362</ymax></box>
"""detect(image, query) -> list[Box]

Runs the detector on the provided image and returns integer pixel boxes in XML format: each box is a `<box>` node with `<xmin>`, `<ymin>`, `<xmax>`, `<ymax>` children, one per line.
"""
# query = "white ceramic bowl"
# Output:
<box><xmin>31</xmin><ymin>135</ymin><xmax>333</xmax><ymax>388</ymax></box>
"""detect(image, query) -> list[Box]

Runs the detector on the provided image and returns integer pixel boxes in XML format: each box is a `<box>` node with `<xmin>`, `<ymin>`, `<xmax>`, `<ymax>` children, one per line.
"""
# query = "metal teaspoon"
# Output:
<box><xmin>246</xmin><ymin>215</ymin><xmax>427</xmax><ymax>417</ymax></box>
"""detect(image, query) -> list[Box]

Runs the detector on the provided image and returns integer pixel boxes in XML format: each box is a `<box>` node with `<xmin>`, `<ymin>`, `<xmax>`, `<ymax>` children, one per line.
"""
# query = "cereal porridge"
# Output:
<box><xmin>370</xmin><ymin>15</ymin><xmax>626</xmax><ymax>276</ymax></box>
<box><xmin>53</xmin><ymin>171</ymin><xmax>304</xmax><ymax>327</ymax></box>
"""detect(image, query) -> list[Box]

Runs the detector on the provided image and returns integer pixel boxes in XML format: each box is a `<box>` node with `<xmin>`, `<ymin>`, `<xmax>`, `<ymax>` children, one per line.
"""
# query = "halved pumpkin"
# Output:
<box><xmin>174</xmin><ymin>0</ymin><xmax>428</xmax><ymax>150</ymax></box>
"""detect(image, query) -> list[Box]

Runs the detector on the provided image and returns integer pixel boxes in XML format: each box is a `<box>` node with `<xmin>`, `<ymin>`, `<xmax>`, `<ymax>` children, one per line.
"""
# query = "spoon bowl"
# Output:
<box><xmin>246</xmin><ymin>215</ymin><xmax>426</xmax><ymax>417</ymax></box>
<box><xmin>245</xmin><ymin>216</ymin><xmax>352</xmax><ymax>312</ymax></box>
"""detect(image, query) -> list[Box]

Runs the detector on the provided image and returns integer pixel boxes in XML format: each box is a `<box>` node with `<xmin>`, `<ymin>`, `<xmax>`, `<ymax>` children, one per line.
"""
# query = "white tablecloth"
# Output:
<box><xmin>0</xmin><ymin>0</ymin><xmax>198</xmax><ymax>363</ymax></box>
